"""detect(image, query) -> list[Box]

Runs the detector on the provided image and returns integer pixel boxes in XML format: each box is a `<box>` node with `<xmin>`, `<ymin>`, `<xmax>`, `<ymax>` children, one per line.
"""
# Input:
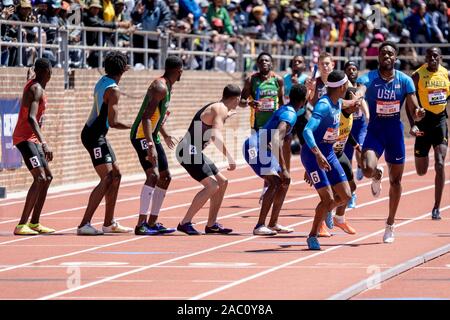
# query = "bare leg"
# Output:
<box><xmin>267</xmin><ymin>174</ymin><xmax>290</xmax><ymax>227</ymax></box>
<box><xmin>29</xmin><ymin>166</ymin><xmax>53</xmax><ymax>224</ymax></box>
<box><xmin>309</xmin><ymin>186</ymin><xmax>334</xmax><ymax>237</ymax></box>
<box><xmin>335</xmin><ymin>180</ymin><xmax>356</xmax><ymax>217</ymax></box>
<box><xmin>386</xmin><ymin>163</ymin><xmax>404</xmax><ymax>226</ymax></box>
<box><xmin>180</xmin><ymin>177</ymin><xmax>218</xmax><ymax>225</ymax></box>
<box><xmin>18</xmin><ymin>167</ymin><xmax>47</xmax><ymax>225</ymax></box>
<box><xmin>79</xmin><ymin>164</ymin><xmax>113</xmax><ymax>227</ymax></box>
<box><xmin>361</xmin><ymin>149</ymin><xmax>379</xmax><ymax>179</ymax></box>
<box><xmin>207</xmin><ymin>172</ymin><xmax>228</xmax><ymax>227</ymax></box>
<box><xmin>433</xmin><ymin>144</ymin><xmax>447</xmax><ymax>209</ymax></box>
<box><xmin>104</xmin><ymin>162</ymin><xmax>122</xmax><ymax>227</ymax></box>
<box><xmin>257</xmin><ymin>175</ymin><xmax>279</xmax><ymax>226</ymax></box>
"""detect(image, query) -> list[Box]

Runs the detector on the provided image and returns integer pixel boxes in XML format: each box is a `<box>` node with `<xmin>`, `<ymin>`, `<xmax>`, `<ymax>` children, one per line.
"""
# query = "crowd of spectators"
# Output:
<box><xmin>1</xmin><ymin>0</ymin><xmax>449</xmax><ymax>71</ymax></box>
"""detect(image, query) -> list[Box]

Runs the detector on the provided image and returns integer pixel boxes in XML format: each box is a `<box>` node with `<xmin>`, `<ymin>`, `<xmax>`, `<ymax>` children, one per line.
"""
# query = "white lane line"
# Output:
<box><xmin>1</xmin><ymin>143</ymin><xmax>416</xmax><ymax>205</ymax></box>
<box><xmin>189</xmin><ymin>204</ymin><xmax>450</xmax><ymax>300</ymax></box>
<box><xmin>36</xmin><ymin>181</ymin><xmax>448</xmax><ymax>300</ymax></box>
<box><xmin>328</xmin><ymin>244</ymin><xmax>450</xmax><ymax>300</ymax></box>
<box><xmin>54</xmin><ymin>296</ymin><xmax>189</xmax><ymax>300</ymax></box>
<box><xmin>0</xmin><ymin>159</ymin><xmax>446</xmax><ymax>275</ymax></box>
<box><xmin>0</xmin><ymin>162</ymin><xmax>249</xmax><ymax>205</ymax></box>
<box><xmin>0</xmin><ymin>166</ymin><xmax>304</xmax><ymax>226</ymax></box>
<box><xmin>0</xmin><ymin>163</ymin><xmax>445</xmax><ymax>273</ymax></box>
<box><xmin>0</xmin><ymin>168</ymin><xmax>306</xmax><ymax>246</ymax></box>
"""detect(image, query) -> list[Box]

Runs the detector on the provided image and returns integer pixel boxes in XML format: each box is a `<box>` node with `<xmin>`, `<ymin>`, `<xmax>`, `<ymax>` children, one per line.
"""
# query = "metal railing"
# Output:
<box><xmin>2</xmin><ymin>19</ymin><xmax>450</xmax><ymax>87</ymax></box>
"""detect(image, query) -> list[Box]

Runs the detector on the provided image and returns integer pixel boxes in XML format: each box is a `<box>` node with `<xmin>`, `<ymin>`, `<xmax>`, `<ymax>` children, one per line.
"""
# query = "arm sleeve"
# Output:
<box><xmin>404</xmin><ymin>74</ymin><xmax>416</xmax><ymax>94</ymax></box>
<box><xmin>158</xmin><ymin>1</ymin><xmax>172</xmax><ymax>29</ymax></box>
<box><xmin>347</xmin><ymin>134</ymin><xmax>358</xmax><ymax>147</ymax></box>
<box><xmin>302</xmin><ymin>102</ymin><xmax>328</xmax><ymax>150</ymax></box>
<box><xmin>356</xmin><ymin>73</ymin><xmax>369</xmax><ymax>87</ymax></box>
<box><xmin>279</xmin><ymin>110</ymin><xmax>298</xmax><ymax>129</ymax></box>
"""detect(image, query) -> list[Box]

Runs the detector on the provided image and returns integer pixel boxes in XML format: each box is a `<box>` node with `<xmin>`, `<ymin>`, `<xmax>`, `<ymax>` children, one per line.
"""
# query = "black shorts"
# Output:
<box><xmin>336</xmin><ymin>151</ymin><xmax>353</xmax><ymax>182</ymax></box>
<box><xmin>81</xmin><ymin>129</ymin><xmax>116</xmax><ymax>168</ymax></box>
<box><xmin>15</xmin><ymin>141</ymin><xmax>48</xmax><ymax>171</ymax></box>
<box><xmin>176</xmin><ymin>142</ymin><xmax>219</xmax><ymax>182</ymax></box>
<box><xmin>131</xmin><ymin>138</ymin><xmax>168</xmax><ymax>172</ymax></box>
<box><xmin>414</xmin><ymin>111</ymin><xmax>448</xmax><ymax>158</ymax></box>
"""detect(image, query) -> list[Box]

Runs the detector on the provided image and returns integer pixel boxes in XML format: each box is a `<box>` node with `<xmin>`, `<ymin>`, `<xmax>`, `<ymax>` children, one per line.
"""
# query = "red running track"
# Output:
<box><xmin>0</xmin><ymin>138</ymin><xmax>448</xmax><ymax>300</ymax></box>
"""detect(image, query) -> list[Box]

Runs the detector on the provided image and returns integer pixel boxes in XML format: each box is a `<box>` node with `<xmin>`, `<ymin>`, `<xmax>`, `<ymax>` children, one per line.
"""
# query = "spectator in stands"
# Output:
<box><xmin>102</xmin><ymin>0</ymin><xmax>116</xmax><ymax>22</ymax></box>
<box><xmin>7</xmin><ymin>0</ymin><xmax>38</xmax><ymax>66</ymax></box>
<box><xmin>178</xmin><ymin>0</ymin><xmax>201</xmax><ymax>33</ymax></box>
<box><xmin>229</xmin><ymin>0</ymin><xmax>247</xmax><ymax>35</ymax></box>
<box><xmin>405</xmin><ymin>2</ymin><xmax>433</xmax><ymax>45</ymax></box>
<box><xmin>388</xmin><ymin>0</ymin><xmax>410</xmax><ymax>24</ymax></box>
<box><xmin>277</xmin><ymin>6</ymin><xmax>297</xmax><ymax>42</ymax></box>
<box><xmin>210</xmin><ymin>30</ymin><xmax>236</xmax><ymax>72</ymax></box>
<box><xmin>0</xmin><ymin>0</ymin><xmax>15</xmax><ymax>65</ymax></box>
<box><xmin>122</xmin><ymin>0</ymin><xmax>134</xmax><ymax>21</ymax></box>
<box><xmin>398</xmin><ymin>28</ymin><xmax>419</xmax><ymax>71</ymax></box>
<box><xmin>131</xmin><ymin>0</ymin><xmax>171</xmax><ymax>68</ymax></box>
<box><xmin>83</xmin><ymin>0</ymin><xmax>131</xmax><ymax>67</ymax></box>
<box><xmin>429</xmin><ymin>0</ymin><xmax>448</xmax><ymax>43</ymax></box>
<box><xmin>245</xmin><ymin>5</ymin><xmax>265</xmax><ymax>38</ymax></box>
<box><xmin>113</xmin><ymin>0</ymin><xmax>134</xmax><ymax>47</ymax></box>
<box><xmin>260</xmin><ymin>7</ymin><xmax>279</xmax><ymax>41</ymax></box>
<box><xmin>437</xmin><ymin>1</ymin><xmax>449</xmax><ymax>42</ymax></box>
<box><xmin>365</xmin><ymin>32</ymin><xmax>384</xmax><ymax>70</ymax></box>
<box><xmin>206</xmin><ymin>0</ymin><xmax>234</xmax><ymax>36</ymax></box>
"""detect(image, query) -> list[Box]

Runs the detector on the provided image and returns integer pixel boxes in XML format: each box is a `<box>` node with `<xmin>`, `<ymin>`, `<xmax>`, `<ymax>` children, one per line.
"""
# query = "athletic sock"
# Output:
<box><xmin>139</xmin><ymin>185</ymin><xmax>155</xmax><ymax>215</ymax></box>
<box><xmin>150</xmin><ymin>186</ymin><xmax>166</xmax><ymax>217</ymax></box>
<box><xmin>335</xmin><ymin>215</ymin><xmax>345</xmax><ymax>224</ymax></box>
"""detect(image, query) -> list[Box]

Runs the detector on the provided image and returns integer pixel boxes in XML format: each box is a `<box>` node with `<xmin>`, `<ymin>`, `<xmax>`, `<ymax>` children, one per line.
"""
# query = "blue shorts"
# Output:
<box><xmin>363</xmin><ymin>122</ymin><xmax>405</xmax><ymax>164</ymax></box>
<box><xmin>301</xmin><ymin>145</ymin><xmax>347</xmax><ymax>190</ymax></box>
<box><xmin>243</xmin><ymin>136</ymin><xmax>280</xmax><ymax>177</ymax></box>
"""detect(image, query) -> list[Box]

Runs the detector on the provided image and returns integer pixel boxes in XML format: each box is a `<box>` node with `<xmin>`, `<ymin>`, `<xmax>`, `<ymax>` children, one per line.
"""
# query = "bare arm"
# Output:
<box><xmin>272</xmin><ymin>121</ymin><xmax>289</xmax><ymax>171</ymax></box>
<box><xmin>408</xmin><ymin>72</ymin><xmax>420</xmax><ymax>127</ymax></box>
<box><xmin>239</xmin><ymin>76</ymin><xmax>253</xmax><ymax>108</ymax></box>
<box><xmin>406</xmin><ymin>92</ymin><xmax>425</xmax><ymax>122</ymax></box>
<box><xmin>27</xmin><ymin>85</ymin><xmax>46</xmax><ymax>144</ymax></box>
<box><xmin>106</xmin><ymin>87</ymin><xmax>131</xmax><ymax>130</ymax></box>
<box><xmin>141</xmin><ymin>81</ymin><xmax>166</xmax><ymax>165</ymax></box>
<box><xmin>27</xmin><ymin>84</ymin><xmax>53</xmax><ymax>162</ymax></box>
<box><xmin>277</xmin><ymin>75</ymin><xmax>286</xmax><ymax>106</ymax></box>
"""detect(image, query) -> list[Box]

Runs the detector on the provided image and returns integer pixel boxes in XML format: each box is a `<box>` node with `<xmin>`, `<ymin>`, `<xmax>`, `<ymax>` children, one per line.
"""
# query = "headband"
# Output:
<box><xmin>344</xmin><ymin>61</ymin><xmax>358</xmax><ymax>69</ymax></box>
<box><xmin>327</xmin><ymin>75</ymin><xmax>348</xmax><ymax>88</ymax></box>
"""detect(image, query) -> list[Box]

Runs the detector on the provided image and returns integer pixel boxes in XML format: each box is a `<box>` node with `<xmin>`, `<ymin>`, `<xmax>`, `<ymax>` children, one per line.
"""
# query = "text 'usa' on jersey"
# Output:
<box><xmin>357</xmin><ymin>70</ymin><xmax>415</xmax><ymax>124</ymax></box>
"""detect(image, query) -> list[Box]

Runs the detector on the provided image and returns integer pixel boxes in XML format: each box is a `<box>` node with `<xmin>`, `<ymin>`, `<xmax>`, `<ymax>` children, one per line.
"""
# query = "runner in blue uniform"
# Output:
<box><xmin>243</xmin><ymin>84</ymin><xmax>307</xmax><ymax>235</ymax></box>
<box><xmin>356</xmin><ymin>42</ymin><xmax>425</xmax><ymax>243</ymax></box>
<box><xmin>301</xmin><ymin>70</ymin><xmax>357</xmax><ymax>250</ymax></box>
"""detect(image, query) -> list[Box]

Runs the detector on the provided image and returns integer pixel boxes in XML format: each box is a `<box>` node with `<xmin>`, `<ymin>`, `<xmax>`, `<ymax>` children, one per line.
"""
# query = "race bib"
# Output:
<box><xmin>322</xmin><ymin>127</ymin><xmax>339</xmax><ymax>143</ymax></box>
<box><xmin>376</xmin><ymin>100</ymin><xmax>400</xmax><ymax>116</ymax></box>
<box><xmin>258</xmin><ymin>98</ymin><xmax>275</xmax><ymax>112</ymax></box>
<box><xmin>428</xmin><ymin>89</ymin><xmax>447</xmax><ymax>105</ymax></box>
<box><xmin>29</xmin><ymin>156</ymin><xmax>41</xmax><ymax>168</ymax></box>
<box><xmin>353</xmin><ymin>108</ymin><xmax>363</xmax><ymax>119</ymax></box>
<box><xmin>140</xmin><ymin>139</ymin><xmax>148</xmax><ymax>150</ymax></box>
<box><xmin>333</xmin><ymin>141</ymin><xmax>346</xmax><ymax>153</ymax></box>
<box><xmin>189</xmin><ymin>145</ymin><xmax>197</xmax><ymax>155</ymax></box>
<box><xmin>248</xmin><ymin>147</ymin><xmax>257</xmax><ymax>160</ymax></box>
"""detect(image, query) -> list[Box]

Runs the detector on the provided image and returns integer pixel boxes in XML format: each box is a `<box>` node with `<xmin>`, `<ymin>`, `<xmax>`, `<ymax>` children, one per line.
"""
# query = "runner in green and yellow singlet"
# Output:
<box><xmin>240</xmin><ymin>52</ymin><xmax>286</xmax><ymax>205</ymax></box>
<box><xmin>130</xmin><ymin>56</ymin><xmax>183</xmax><ymax>235</ymax></box>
